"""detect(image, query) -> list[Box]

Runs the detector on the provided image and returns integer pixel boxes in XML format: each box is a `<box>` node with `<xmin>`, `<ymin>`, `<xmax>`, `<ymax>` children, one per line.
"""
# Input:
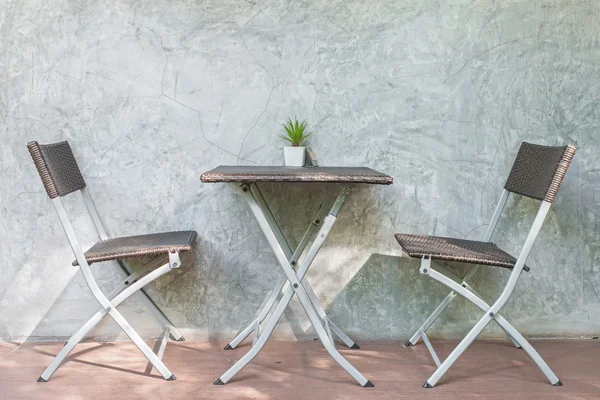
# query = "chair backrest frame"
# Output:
<box><xmin>27</xmin><ymin>141</ymin><xmax>87</xmax><ymax>199</ymax></box>
<box><xmin>484</xmin><ymin>142</ymin><xmax>576</xmax><ymax>247</ymax></box>
<box><xmin>28</xmin><ymin>140</ymin><xmax>109</xmax><ymax>240</ymax></box>
<box><xmin>503</xmin><ymin>142</ymin><xmax>576</xmax><ymax>203</ymax></box>
<box><xmin>28</xmin><ymin>140</ymin><xmax>113</xmax><ymax>309</ymax></box>
<box><xmin>482</xmin><ymin>142</ymin><xmax>575</xmax><ymax>314</ymax></box>
<box><xmin>51</xmin><ymin>196</ymin><xmax>112</xmax><ymax>309</ymax></box>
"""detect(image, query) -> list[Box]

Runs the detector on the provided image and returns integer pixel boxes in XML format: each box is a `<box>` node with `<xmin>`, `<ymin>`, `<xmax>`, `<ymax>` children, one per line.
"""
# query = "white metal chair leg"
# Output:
<box><xmin>117</xmin><ymin>259</ymin><xmax>185</xmax><ymax>341</ymax></box>
<box><xmin>81</xmin><ymin>188</ymin><xmax>186</xmax><ymax>342</ymax></box>
<box><xmin>406</xmin><ymin>291</ymin><xmax>457</xmax><ymax>346</ymax></box>
<box><xmin>107</xmin><ymin>307</ymin><xmax>175</xmax><ymax>380</ymax></box>
<box><xmin>39</xmin><ymin>310</ymin><xmax>107</xmax><ymax>382</ymax></box>
<box><xmin>156</xmin><ymin>327</ymin><xmax>170</xmax><ymax>361</ymax></box>
<box><xmin>424</xmin><ymin>265</ymin><xmax>561</xmax><ymax>387</ymax></box>
<box><xmin>461</xmin><ymin>281</ymin><xmax>521</xmax><ymax>349</ymax></box>
<box><xmin>423</xmin><ymin>310</ymin><xmax>494</xmax><ymax>387</ymax></box>
<box><xmin>407</xmin><ymin>262</ymin><xmax>520</xmax><ymax>348</ymax></box>
<box><xmin>436</xmin><ymin>263</ymin><xmax>522</xmax><ymax>349</ymax></box>
<box><xmin>407</xmin><ymin>290</ymin><xmax>521</xmax><ymax>349</ymax></box>
<box><xmin>38</xmin><ymin>263</ymin><xmax>176</xmax><ymax>382</ymax></box>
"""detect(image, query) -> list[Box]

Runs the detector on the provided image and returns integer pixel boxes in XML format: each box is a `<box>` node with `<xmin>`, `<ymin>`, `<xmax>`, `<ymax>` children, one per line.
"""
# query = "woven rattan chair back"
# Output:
<box><xmin>504</xmin><ymin>142</ymin><xmax>576</xmax><ymax>203</ymax></box>
<box><xmin>27</xmin><ymin>141</ymin><xmax>86</xmax><ymax>199</ymax></box>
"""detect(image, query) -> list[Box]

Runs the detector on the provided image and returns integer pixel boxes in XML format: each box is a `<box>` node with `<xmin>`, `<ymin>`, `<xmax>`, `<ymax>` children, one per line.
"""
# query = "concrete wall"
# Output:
<box><xmin>1</xmin><ymin>0</ymin><xmax>599</xmax><ymax>342</ymax></box>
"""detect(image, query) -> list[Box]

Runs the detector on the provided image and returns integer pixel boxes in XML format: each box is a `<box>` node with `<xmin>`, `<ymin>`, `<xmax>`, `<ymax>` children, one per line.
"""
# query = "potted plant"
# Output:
<box><xmin>280</xmin><ymin>117</ymin><xmax>312</xmax><ymax>167</ymax></box>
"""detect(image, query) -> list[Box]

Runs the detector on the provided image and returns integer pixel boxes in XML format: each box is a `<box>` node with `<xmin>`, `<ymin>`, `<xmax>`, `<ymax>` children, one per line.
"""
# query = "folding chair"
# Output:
<box><xmin>27</xmin><ymin>140</ymin><xmax>197</xmax><ymax>382</ymax></box>
<box><xmin>395</xmin><ymin>142</ymin><xmax>576</xmax><ymax>388</ymax></box>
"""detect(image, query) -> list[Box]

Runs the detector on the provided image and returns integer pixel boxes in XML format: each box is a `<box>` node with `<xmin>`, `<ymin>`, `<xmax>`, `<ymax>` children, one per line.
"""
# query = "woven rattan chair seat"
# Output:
<box><xmin>394</xmin><ymin>234</ymin><xmax>524</xmax><ymax>270</ymax></box>
<box><xmin>73</xmin><ymin>231</ymin><xmax>196</xmax><ymax>265</ymax></box>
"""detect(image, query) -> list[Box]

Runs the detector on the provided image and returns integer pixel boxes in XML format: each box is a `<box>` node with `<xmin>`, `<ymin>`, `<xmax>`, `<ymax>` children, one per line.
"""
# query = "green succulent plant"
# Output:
<box><xmin>279</xmin><ymin>117</ymin><xmax>312</xmax><ymax>147</ymax></box>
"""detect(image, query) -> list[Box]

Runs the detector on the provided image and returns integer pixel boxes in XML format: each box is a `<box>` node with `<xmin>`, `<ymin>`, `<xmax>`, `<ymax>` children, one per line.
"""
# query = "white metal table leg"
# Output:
<box><xmin>224</xmin><ymin>274</ymin><xmax>286</xmax><ymax>350</ymax></box>
<box><xmin>224</xmin><ymin>186</ymin><xmax>330</xmax><ymax>350</ymax></box>
<box><xmin>226</xmin><ymin>186</ymin><xmax>357</xmax><ymax>350</ymax></box>
<box><xmin>215</xmin><ymin>185</ymin><xmax>372</xmax><ymax>387</ymax></box>
<box><xmin>216</xmin><ymin>284</ymin><xmax>295</xmax><ymax>383</ymax></box>
<box><xmin>224</xmin><ymin>234</ymin><xmax>311</xmax><ymax>349</ymax></box>
<box><xmin>252</xmin><ymin>184</ymin><xmax>358</xmax><ymax>349</ymax></box>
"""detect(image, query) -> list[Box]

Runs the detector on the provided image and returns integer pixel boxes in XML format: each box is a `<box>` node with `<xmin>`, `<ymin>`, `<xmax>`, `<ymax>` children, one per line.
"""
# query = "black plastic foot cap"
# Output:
<box><xmin>223</xmin><ymin>344</ymin><xmax>234</xmax><ymax>350</ymax></box>
<box><xmin>350</xmin><ymin>343</ymin><xmax>360</xmax><ymax>349</ymax></box>
<box><xmin>405</xmin><ymin>341</ymin><xmax>414</xmax><ymax>347</ymax></box>
<box><xmin>166</xmin><ymin>374</ymin><xmax>176</xmax><ymax>381</ymax></box>
<box><xmin>37</xmin><ymin>377</ymin><xmax>47</xmax><ymax>383</ymax></box>
<box><xmin>553</xmin><ymin>380</ymin><xmax>563</xmax><ymax>386</ymax></box>
<box><xmin>214</xmin><ymin>378</ymin><xmax>225</xmax><ymax>385</ymax></box>
<box><xmin>362</xmin><ymin>380</ymin><xmax>374</xmax><ymax>387</ymax></box>
<box><xmin>169</xmin><ymin>334</ymin><xmax>186</xmax><ymax>341</ymax></box>
<box><xmin>423</xmin><ymin>382</ymin><xmax>434</xmax><ymax>389</ymax></box>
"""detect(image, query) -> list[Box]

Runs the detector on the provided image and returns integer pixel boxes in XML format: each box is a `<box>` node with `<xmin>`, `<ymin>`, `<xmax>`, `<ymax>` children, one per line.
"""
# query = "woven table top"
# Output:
<box><xmin>200</xmin><ymin>166</ymin><xmax>393</xmax><ymax>185</ymax></box>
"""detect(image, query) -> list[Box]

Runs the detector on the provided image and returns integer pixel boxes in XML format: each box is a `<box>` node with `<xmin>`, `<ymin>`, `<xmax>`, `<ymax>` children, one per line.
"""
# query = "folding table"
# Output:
<box><xmin>201</xmin><ymin>165</ymin><xmax>392</xmax><ymax>386</ymax></box>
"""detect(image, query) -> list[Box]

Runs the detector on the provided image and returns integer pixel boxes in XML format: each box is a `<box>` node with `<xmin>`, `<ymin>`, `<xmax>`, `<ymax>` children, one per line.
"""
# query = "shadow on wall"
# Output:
<box><xmin>322</xmin><ymin>253</ymin><xmax>511</xmax><ymax>342</ymax></box>
<box><xmin>19</xmin><ymin>181</ymin><xmax>521</xmax><ymax>344</ymax></box>
<box><xmin>23</xmin><ymin>246</ymin><xmax>204</xmax><ymax>344</ymax></box>
<box><xmin>210</xmin><ymin>181</ymin><xmax>399</xmax><ymax>342</ymax></box>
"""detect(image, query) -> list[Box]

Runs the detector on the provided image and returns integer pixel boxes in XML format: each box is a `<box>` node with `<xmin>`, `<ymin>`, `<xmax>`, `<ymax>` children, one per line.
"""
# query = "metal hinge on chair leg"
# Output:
<box><xmin>420</xmin><ymin>330</ymin><xmax>441</xmax><ymax>368</ymax></box>
<box><xmin>168</xmin><ymin>251</ymin><xmax>181</xmax><ymax>269</ymax></box>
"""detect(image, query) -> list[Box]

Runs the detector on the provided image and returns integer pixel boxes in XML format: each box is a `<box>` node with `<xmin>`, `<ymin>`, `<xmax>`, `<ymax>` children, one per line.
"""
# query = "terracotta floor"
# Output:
<box><xmin>1</xmin><ymin>339</ymin><xmax>598</xmax><ymax>399</ymax></box>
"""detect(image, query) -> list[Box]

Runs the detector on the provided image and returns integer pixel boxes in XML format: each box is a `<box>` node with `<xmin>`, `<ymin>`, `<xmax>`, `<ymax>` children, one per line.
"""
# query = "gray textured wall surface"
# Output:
<box><xmin>1</xmin><ymin>0</ymin><xmax>599</xmax><ymax>342</ymax></box>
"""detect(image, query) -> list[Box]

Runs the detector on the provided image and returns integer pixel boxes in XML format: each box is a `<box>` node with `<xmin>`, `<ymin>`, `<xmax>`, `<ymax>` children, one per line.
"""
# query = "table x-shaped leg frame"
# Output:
<box><xmin>224</xmin><ymin>184</ymin><xmax>359</xmax><ymax>351</ymax></box>
<box><xmin>215</xmin><ymin>183</ymin><xmax>372</xmax><ymax>387</ymax></box>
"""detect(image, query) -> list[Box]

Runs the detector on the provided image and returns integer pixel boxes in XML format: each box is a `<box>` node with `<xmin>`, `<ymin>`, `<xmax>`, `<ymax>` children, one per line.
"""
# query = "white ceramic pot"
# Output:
<box><xmin>284</xmin><ymin>146</ymin><xmax>306</xmax><ymax>167</ymax></box>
